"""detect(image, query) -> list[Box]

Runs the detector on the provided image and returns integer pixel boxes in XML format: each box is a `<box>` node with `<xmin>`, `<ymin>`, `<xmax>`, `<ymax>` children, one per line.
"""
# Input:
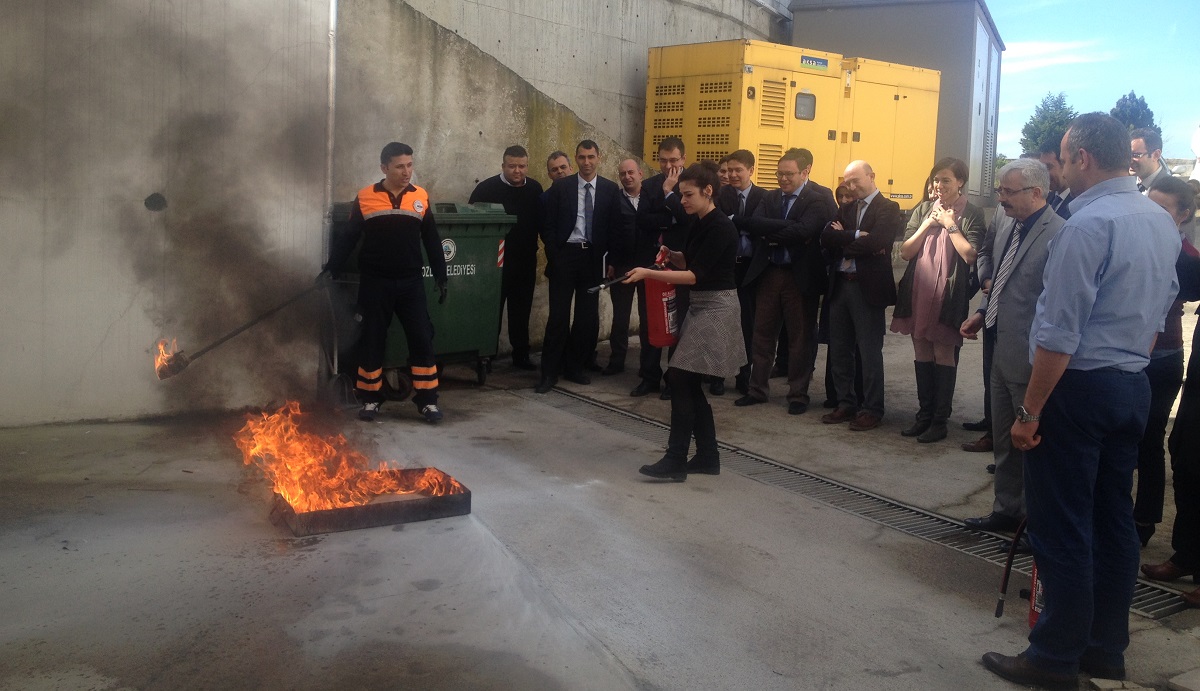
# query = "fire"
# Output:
<box><xmin>234</xmin><ymin>401</ymin><xmax>464</xmax><ymax>512</ymax></box>
<box><xmin>154</xmin><ymin>338</ymin><xmax>178</xmax><ymax>378</ymax></box>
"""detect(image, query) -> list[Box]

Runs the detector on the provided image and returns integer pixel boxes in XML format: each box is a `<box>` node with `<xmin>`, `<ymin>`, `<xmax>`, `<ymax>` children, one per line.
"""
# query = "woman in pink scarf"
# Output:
<box><xmin>891</xmin><ymin>158</ymin><xmax>984</xmax><ymax>443</ymax></box>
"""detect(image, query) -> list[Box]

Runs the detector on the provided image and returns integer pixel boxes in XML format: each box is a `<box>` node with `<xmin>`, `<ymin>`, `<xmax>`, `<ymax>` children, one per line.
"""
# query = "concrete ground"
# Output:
<box><xmin>3</xmin><ymin>319</ymin><xmax>1200</xmax><ymax>690</ymax></box>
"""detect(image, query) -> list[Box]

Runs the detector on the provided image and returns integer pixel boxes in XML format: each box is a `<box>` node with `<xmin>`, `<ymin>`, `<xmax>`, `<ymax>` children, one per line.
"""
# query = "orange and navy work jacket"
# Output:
<box><xmin>327</xmin><ymin>181</ymin><xmax>447</xmax><ymax>281</ymax></box>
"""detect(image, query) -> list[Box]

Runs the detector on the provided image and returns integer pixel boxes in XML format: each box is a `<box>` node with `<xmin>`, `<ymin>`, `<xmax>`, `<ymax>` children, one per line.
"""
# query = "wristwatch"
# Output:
<box><xmin>1016</xmin><ymin>405</ymin><xmax>1040</xmax><ymax>423</ymax></box>
<box><xmin>946</xmin><ymin>224</ymin><xmax>960</xmax><ymax>234</ymax></box>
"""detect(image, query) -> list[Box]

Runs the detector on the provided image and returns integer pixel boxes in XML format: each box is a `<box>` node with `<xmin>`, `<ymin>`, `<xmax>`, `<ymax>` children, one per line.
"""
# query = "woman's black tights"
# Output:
<box><xmin>665</xmin><ymin>367</ymin><xmax>717</xmax><ymax>462</ymax></box>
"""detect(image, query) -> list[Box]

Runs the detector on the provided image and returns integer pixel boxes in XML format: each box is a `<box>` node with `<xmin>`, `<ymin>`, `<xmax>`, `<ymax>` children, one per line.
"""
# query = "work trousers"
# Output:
<box><xmin>828</xmin><ymin>278</ymin><xmax>886</xmax><ymax>416</ymax></box>
<box><xmin>989</xmin><ymin>347</ymin><xmax>1028</xmax><ymax>519</ymax></box>
<box><xmin>356</xmin><ymin>274</ymin><xmax>438</xmax><ymax>407</ymax></box>
<box><xmin>608</xmin><ymin>270</ymin><xmax>636</xmax><ymax>369</ymax></box>
<box><xmin>748</xmin><ymin>266</ymin><xmax>813</xmax><ymax>404</ymax></box>
<box><xmin>1134</xmin><ymin>352</ymin><xmax>1184</xmax><ymax>526</ymax></box>
<box><xmin>1024</xmin><ymin>368</ymin><xmax>1149</xmax><ymax>675</ymax></box>
<box><xmin>1167</xmin><ymin>347</ymin><xmax>1200</xmax><ymax>571</ymax></box>
<box><xmin>501</xmin><ymin>250</ymin><xmax>537</xmax><ymax>362</ymax></box>
<box><xmin>541</xmin><ymin>244</ymin><xmax>601</xmax><ymax>380</ymax></box>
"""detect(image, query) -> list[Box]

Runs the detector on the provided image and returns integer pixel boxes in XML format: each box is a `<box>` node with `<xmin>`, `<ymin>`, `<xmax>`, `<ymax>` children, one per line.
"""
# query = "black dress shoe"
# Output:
<box><xmin>534</xmin><ymin>378</ymin><xmax>557</xmax><ymax>394</ymax></box>
<box><xmin>709</xmin><ymin>379</ymin><xmax>725</xmax><ymax>396</ymax></box>
<box><xmin>601</xmin><ymin>363</ymin><xmax>625</xmax><ymax>376</ymax></box>
<box><xmin>962</xmin><ymin>418</ymin><xmax>990</xmax><ymax>432</ymax></box>
<box><xmin>1135</xmin><ymin>522</ymin><xmax>1155</xmax><ymax>548</ymax></box>
<box><xmin>512</xmin><ymin>357</ymin><xmax>538</xmax><ymax>371</ymax></box>
<box><xmin>585</xmin><ymin>359</ymin><xmax>604</xmax><ymax>373</ymax></box>
<box><xmin>630</xmin><ymin>381</ymin><xmax>660</xmax><ymax>397</ymax></box>
<box><xmin>986</xmin><ymin>463</ymin><xmax>996</xmax><ymax>474</ymax></box>
<box><xmin>964</xmin><ymin>512</ymin><xmax>1022</xmax><ymax>532</ymax></box>
<box><xmin>734</xmin><ymin>395</ymin><xmax>766</xmax><ymax>407</ymax></box>
<box><xmin>788</xmin><ymin>401</ymin><xmax>808</xmax><ymax>415</ymax></box>
<box><xmin>735</xmin><ymin>377</ymin><xmax>750</xmax><ymax>396</ymax></box>
<box><xmin>1079</xmin><ymin>649</ymin><xmax>1125</xmax><ymax>681</ymax></box>
<box><xmin>659</xmin><ymin>385</ymin><xmax>672</xmax><ymax>401</ymax></box>
<box><xmin>981</xmin><ymin>652</ymin><xmax>1075</xmax><ymax>689</ymax></box>
<box><xmin>563</xmin><ymin>372</ymin><xmax>591</xmax><ymax>385</ymax></box>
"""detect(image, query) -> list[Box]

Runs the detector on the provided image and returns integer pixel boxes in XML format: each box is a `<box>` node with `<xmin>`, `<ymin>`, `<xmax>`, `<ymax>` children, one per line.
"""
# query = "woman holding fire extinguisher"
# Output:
<box><xmin>624</xmin><ymin>161</ymin><xmax>743</xmax><ymax>481</ymax></box>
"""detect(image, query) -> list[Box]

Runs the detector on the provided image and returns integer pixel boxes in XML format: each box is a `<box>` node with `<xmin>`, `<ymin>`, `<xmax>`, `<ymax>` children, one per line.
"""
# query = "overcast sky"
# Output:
<box><xmin>990</xmin><ymin>0</ymin><xmax>1200</xmax><ymax>159</ymax></box>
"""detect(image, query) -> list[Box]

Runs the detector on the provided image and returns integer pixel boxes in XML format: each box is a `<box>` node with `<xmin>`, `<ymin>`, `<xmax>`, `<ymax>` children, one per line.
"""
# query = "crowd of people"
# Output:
<box><xmin>330</xmin><ymin>112</ymin><xmax>1199</xmax><ymax>687</ymax></box>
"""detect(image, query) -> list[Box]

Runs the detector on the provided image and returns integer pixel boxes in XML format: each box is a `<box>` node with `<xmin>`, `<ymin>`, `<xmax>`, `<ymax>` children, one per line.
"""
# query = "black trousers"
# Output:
<box><xmin>356</xmin><ymin>274</ymin><xmax>438</xmax><ymax>406</ymax></box>
<box><xmin>501</xmin><ymin>250</ymin><xmax>537</xmax><ymax>361</ymax></box>
<box><xmin>734</xmin><ymin>258</ymin><xmax>756</xmax><ymax>386</ymax></box>
<box><xmin>1136</xmin><ymin>351</ymin><xmax>1184</xmax><ymax>525</ymax></box>
<box><xmin>608</xmin><ymin>268</ymin><xmax>636</xmax><ymax>368</ymax></box>
<box><xmin>980</xmin><ymin>323</ymin><xmax>995</xmax><ymax>427</ymax></box>
<box><xmin>541</xmin><ymin>244</ymin><xmax>601</xmax><ymax>380</ymax></box>
<box><xmin>1169</xmin><ymin>347</ymin><xmax>1200</xmax><ymax>570</ymax></box>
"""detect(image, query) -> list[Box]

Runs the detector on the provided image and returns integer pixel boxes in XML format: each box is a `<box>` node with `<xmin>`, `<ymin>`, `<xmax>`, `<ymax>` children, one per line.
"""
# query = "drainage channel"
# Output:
<box><xmin>516</xmin><ymin>387</ymin><xmax>1192</xmax><ymax>620</ymax></box>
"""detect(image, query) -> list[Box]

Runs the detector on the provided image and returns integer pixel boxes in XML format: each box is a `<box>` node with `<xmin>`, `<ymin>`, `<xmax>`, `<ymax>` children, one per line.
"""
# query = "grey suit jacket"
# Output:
<box><xmin>990</xmin><ymin>207</ymin><xmax>1065</xmax><ymax>383</ymax></box>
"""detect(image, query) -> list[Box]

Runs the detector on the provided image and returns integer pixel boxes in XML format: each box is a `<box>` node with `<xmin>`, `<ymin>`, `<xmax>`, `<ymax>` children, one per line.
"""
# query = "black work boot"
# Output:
<box><xmin>918</xmin><ymin>364</ymin><xmax>957</xmax><ymax>443</ymax></box>
<box><xmin>901</xmin><ymin>361</ymin><xmax>936</xmax><ymax>437</ymax></box>
<box><xmin>687</xmin><ymin>402</ymin><xmax>720</xmax><ymax>475</ymax></box>
<box><xmin>640</xmin><ymin>455</ymin><xmax>687</xmax><ymax>481</ymax></box>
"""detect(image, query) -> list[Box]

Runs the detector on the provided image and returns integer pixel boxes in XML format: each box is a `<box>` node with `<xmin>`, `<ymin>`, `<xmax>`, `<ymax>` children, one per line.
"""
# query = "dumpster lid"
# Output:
<box><xmin>432</xmin><ymin>202</ymin><xmax>516</xmax><ymax>224</ymax></box>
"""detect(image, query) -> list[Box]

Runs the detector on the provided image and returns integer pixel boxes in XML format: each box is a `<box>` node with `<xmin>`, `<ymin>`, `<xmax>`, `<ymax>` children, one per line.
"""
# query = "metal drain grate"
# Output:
<box><xmin>516</xmin><ymin>388</ymin><xmax>1193</xmax><ymax>620</ymax></box>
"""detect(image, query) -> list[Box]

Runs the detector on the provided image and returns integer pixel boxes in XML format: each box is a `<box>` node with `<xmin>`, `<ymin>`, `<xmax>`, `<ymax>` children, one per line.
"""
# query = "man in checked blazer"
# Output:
<box><xmin>960</xmin><ymin>159</ymin><xmax>1064</xmax><ymax>533</ymax></box>
<box><xmin>734</xmin><ymin>147</ymin><xmax>837</xmax><ymax>414</ymax></box>
<box><xmin>536</xmin><ymin>140</ymin><xmax>626</xmax><ymax>394</ymax></box>
<box><xmin>820</xmin><ymin>160</ymin><xmax>903</xmax><ymax>431</ymax></box>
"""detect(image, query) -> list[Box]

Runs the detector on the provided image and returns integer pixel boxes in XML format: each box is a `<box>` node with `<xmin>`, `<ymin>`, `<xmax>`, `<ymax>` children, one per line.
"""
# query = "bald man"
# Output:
<box><xmin>819</xmin><ymin>161</ymin><xmax>904</xmax><ymax>430</ymax></box>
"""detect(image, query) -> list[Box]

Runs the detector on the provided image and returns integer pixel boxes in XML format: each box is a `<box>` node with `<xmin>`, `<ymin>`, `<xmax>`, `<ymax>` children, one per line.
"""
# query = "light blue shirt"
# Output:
<box><xmin>1029</xmin><ymin>175</ymin><xmax>1180</xmax><ymax>371</ymax></box>
<box><xmin>571</xmin><ymin>175</ymin><xmax>597</xmax><ymax>244</ymax></box>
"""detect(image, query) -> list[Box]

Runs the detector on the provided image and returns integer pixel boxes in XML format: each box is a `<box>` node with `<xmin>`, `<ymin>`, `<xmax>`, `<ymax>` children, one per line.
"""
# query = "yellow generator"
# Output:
<box><xmin>644</xmin><ymin>39</ymin><xmax>940</xmax><ymax>206</ymax></box>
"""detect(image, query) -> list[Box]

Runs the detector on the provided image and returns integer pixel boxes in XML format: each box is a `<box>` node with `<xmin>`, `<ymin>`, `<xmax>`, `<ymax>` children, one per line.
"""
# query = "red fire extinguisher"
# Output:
<box><xmin>1029</xmin><ymin>559</ymin><xmax>1044</xmax><ymax>628</ymax></box>
<box><xmin>645</xmin><ymin>246</ymin><xmax>679</xmax><ymax>348</ymax></box>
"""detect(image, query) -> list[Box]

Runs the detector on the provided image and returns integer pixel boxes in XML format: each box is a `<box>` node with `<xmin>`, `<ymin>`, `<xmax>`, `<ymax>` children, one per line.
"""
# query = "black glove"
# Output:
<box><xmin>437</xmin><ymin>279</ymin><xmax>448</xmax><ymax>304</ymax></box>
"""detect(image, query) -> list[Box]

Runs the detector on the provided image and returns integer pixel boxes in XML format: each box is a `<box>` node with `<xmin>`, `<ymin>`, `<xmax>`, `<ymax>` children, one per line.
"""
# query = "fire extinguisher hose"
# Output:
<box><xmin>994</xmin><ymin>517</ymin><xmax>1028</xmax><ymax>617</ymax></box>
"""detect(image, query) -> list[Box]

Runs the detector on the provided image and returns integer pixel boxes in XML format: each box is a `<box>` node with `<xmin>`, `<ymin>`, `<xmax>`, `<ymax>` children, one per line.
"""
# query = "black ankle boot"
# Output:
<box><xmin>640</xmin><ymin>455</ymin><xmax>687</xmax><ymax>481</ymax></box>
<box><xmin>687</xmin><ymin>402</ymin><xmax>719</xmax><ymax>474</ymax></box>
<box><xmin>901</xmin><ymin>361</ymin><xmax>935</xmax><ymax>437</ymax></box>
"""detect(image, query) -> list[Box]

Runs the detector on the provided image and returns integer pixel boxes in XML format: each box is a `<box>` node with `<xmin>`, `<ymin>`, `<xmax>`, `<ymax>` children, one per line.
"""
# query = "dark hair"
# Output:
<box><xmin>380</xmin><ymin>142</ymin><xmax>413</xmax><ymax>165</ymax></box>
<box><xmin>546</xmin><ymin>150</ymin><xmax>569</xmax><ymax>165</ymax></box>
<box><xmin>835</xmin><ymin>184</ymin><xmax>851</xmax><ymax>199</ymax></box>
<box><xmin>780</xmin><ymin>147</ymin><xmax>814</xmax><ymax>170</ymax></box>
<box><xmin>576</xmin><ymin>139</ymin><xmax>601</xmax><ymax>156</ymax></box>
<box><xmin>718</xmin><ymin>155</ymin><xmax>730</xmax><ymax>164</ymax></box>
<box><xmin>1038</xmin><ymin>135</ymin><xmax>1063</xmax><ymax>162</ymax></box>
<box><xmin>503</xmin><ymin>145</ymin><xmax>529</xmax><ymax>159</ymax></box>
<box><xmin>1150</xmin><ymin>175</ymin><xmax>1198</xmax><ymax>221</ymax></box>
<box><xmin>678</xmin><ymin>161</ymin><xmax>720</xmax><ymax>194</ymax></box>
<box><xmin>929</xmin><ymin>157</ymin><xmax>969</xmax><ymax>184</ymax></box>
<box><xmin>658</xmin><ymin>136</ymin><xmax>685</xmax><ymax>156</ymax></box>
<box><xmin>1130</xmin><ymin>127</ymin><xmax>1163</xmax><ymax>154</ymax></box>
<box><xmin>1065</xmin><ymin>112</ymin><xmax>1131</xmax><ymax>172</ymax></box>
<box><xmin>726</xmin><ymin>149</ymin><xmax>755</xmax><ymax>168</ymax></box>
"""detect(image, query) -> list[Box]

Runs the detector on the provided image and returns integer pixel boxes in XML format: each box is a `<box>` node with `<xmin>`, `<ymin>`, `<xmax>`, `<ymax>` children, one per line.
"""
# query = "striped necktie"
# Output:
<box><xmin>985</xmin><ymin>221</ymin><xmax>1023</xmax><ymax>328</ymax></box>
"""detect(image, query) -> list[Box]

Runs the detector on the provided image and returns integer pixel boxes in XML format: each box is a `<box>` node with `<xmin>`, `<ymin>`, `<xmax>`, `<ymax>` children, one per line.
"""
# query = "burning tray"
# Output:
<box><xmin>269</xmin><ymin>467</ymin><xmax>471</xmax><ymax>537</ymax></box>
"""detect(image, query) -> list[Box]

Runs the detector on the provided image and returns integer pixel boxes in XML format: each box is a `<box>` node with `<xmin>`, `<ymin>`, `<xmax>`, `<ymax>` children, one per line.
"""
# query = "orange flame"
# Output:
<box><xmin>233</xmin><ymin>401</ymin><xmax>464</xmax><ymax>513</ymax></box>
<box><xmin>154</xmin><ymin>338</ymin><xmax>177</xmax><ymax>377</ymax></box>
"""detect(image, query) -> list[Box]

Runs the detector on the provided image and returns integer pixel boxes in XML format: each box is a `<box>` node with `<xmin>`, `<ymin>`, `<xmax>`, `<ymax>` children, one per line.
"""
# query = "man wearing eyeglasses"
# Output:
<box><xmin>960</xmin><ymin>159</ymin><xmax>1064</xmax><ymax>535</ymax></box>
<box><xmin>735</xmin><ymin>148</ymin><xmax>836</xmax><ymax>414</ymax></box>
<box><xmin>1130</xmin><ymin>128</ymin><xmax>1171</xmax><ymax>195</ymax></box>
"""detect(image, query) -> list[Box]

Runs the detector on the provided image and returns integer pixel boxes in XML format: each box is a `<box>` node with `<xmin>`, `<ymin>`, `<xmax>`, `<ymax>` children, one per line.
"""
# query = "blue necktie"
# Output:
<box><xmin>584</xmin><ymin>183</ymin><xmax>594</xmax><ymax>241</ymax></box>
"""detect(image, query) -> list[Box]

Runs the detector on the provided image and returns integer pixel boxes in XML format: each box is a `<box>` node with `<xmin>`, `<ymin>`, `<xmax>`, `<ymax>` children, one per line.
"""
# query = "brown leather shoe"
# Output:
<box><xmin>1183</xmin><ymin>587</ymin><xmax>1200</xmax><ymax>607</ymax></box>
<box><xmin>1140</xmin><ymin>560</ymin><xmax>1198</xmax><ymax>582</ymax></box>
<box><xmin>821</xmin><ymin>407</ymin><xmax>856</xmax><ymax>424</ymax></box>
<box><xmin>981</xmin><ymin>652</ymin><xmax>1075</xmax><ymax>689</ymax></box>
<box><xmin>961</xmin><ymin>433</ymin><xmax>993</xmax><ymax>452</ymax></box>
<box><xmin>848</xmin><ymin>412</ymin><xmax>881</xmax><ymax>431</ymax></box>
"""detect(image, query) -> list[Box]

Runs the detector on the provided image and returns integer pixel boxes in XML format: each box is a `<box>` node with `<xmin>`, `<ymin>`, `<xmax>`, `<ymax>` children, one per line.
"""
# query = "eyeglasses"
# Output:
<box><xmin>995</xmin><ymin>186</ymin><xmax>1035</xmax><ymax>197</ymax></box>
<box><xmin>775</xmin><ymin>171</ymin><xmax>799</xmax><ymax>179</ymax></box>
<box><xmin>1130</xmin><ymin>150</ymin><xmax>1151</xmax><ymax>160</ymax></box>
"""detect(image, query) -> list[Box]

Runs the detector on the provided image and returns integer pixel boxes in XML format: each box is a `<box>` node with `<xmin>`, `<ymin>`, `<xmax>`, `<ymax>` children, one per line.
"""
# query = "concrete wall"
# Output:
<box><xmin>0</xmin><ymin>1</ymin><xmax>332</xmax><ymax>426</ymax></box>
<box><xmin>404</xmin><ymin>0</ymin><xmax>789</xmax><ymax>157</ymax></box>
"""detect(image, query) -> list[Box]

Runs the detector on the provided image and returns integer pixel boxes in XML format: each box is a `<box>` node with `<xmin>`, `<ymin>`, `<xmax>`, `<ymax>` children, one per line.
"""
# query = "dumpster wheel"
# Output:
<box><xmin>383</xmin><ymin>368</ymin><xmax>413</xmax><ymax>401</ymax></box>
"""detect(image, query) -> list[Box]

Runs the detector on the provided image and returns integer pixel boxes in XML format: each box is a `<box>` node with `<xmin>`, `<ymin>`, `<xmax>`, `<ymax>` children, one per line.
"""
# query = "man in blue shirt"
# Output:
<box><xmin>982</xmin><ymin>113</ymin><xmax>1180</xmax><ymax>688</ymax></box>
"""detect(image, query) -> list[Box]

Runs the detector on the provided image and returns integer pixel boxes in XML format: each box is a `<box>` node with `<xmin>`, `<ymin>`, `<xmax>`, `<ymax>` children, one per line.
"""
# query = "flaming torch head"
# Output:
<box><xmin>154</xmin><ymin>339</ymin><xmax>192</xmax><ymax>380</ymax></box>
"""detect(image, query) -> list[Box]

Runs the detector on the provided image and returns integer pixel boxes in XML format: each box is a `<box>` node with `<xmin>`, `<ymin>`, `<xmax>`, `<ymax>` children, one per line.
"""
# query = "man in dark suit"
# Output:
<box><xmin>734</xmin><ymin>148</ymin><xmax>837</xmax><ymax>414</ymax></box>
<box><xmin>820</xmin><ymin>160</ymin><xmax>903</xmax><ymax>431</ymax></box>
<box><xmin>716</xmin><ymin>149</ymin><xmax>766</xmax><ymax>396</ymax></box>
<box><xmin>536</xmin><ymin>140</ymin><xmax>625</xmax><ymax>393</ymax></box>
<box><xmin>603</xmin><ymin>158</ymin><xmax>646</xmax><ymax>376</ymax></box>
<box><xmin>629</xmin><ymin>137</ymin><xmax>692</xmax><ymax>398</ymax></box>
<box><xmin>960</xmin><ymin>159</ymin><xmax>1064</xmax><ymax>533</ymax></box>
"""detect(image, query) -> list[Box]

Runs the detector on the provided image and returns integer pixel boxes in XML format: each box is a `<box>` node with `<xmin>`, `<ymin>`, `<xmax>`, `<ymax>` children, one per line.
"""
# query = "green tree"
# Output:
<box><xmin>994</xmin><ymin>153</ymin><xmax>1012</xmax><ymax>182</ymax></box>
<box><xmin>1020</xmin><ymin>92</ymin><xmax>1077</xmax><ymax>154</ymax></box>
<box><xmin>1110</xmin><ymin>91</ymin><xmax>1160</xmax><ymax>134</ymax></box>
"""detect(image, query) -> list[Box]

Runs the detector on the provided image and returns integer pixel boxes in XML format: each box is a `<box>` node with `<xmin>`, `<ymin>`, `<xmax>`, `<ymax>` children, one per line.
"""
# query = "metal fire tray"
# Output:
<box><xmin>269</xmin><ymin>467</ymin><xmax>471</xmax><ymax>536</ymax></box>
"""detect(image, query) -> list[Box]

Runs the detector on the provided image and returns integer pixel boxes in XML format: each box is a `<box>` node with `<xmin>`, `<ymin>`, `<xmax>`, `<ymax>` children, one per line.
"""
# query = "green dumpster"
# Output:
<box><xmin>382</xmin><ymin>202</ymin><xmax>513</xmax><ymax>385</ymax></box>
